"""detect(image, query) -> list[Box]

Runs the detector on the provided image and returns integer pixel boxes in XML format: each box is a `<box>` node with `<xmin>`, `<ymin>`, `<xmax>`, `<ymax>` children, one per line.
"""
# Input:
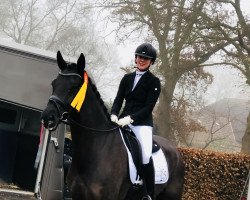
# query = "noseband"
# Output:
<box><xmin>48</xmin><ymin>94</ymin><xmax>71</xmax><ymax>124</ymax></box>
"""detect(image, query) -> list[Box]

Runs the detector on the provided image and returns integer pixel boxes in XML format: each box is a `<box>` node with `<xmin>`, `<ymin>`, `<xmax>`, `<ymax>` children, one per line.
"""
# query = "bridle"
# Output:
<box><xmin>47</xmin><ymin>71</ymin><xmax>119</xmax><ymax>133</ymax></box>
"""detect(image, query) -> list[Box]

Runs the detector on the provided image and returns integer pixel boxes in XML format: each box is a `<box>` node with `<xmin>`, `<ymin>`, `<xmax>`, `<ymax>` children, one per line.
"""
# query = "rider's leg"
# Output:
<box><xmin>142</xmin><ymin>157</ymin><xmax>154</xmax><ymax>200</ymax></box>
<box><xmin>129</xmin><ymin>125</ymin><xmax>154</xmax><ymax>200</ymax></box>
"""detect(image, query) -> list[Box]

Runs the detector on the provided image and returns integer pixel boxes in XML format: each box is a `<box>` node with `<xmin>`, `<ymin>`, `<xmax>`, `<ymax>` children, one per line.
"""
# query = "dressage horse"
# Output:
<box><xmin>41</xmin><ymin>51</ymin><xmax>184</xmax><ymax>200</ymax></box>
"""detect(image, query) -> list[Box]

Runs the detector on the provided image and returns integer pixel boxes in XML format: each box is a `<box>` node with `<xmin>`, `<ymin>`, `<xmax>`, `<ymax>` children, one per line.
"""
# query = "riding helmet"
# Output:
<box><xmin>135</xmin><ymin>43</ymin><xmax>157</xmax><ymax>64</ymax></box>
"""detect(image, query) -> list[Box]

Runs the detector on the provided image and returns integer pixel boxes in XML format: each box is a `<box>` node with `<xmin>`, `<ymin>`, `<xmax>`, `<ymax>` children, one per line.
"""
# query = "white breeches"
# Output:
<box><xmin>129</xmin><ymin>125</ymin><xmax>153</xmax><ymax>164</ymax></box>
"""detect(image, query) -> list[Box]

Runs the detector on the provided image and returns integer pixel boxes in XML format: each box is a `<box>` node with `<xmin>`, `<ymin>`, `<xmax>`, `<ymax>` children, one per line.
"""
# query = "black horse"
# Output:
<box><xmin>41</xmin><ymin>51</ymin><xmax>185</xmax><ymax>200</ymax></box>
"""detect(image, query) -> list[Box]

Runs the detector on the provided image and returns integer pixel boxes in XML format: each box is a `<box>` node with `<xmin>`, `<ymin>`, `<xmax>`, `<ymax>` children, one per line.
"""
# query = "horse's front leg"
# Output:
<box><xmin>68</xmin><ymin>174</ymin><xmax>129</xmax><ymax>200</ymax></box>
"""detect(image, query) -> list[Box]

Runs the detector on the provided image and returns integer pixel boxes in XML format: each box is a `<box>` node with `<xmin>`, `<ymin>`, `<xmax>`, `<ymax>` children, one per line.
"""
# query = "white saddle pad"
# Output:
<box><xmin>119</xmin><ymin>129</ymin><xmax>169</xmax><ymax>185</ymax></box>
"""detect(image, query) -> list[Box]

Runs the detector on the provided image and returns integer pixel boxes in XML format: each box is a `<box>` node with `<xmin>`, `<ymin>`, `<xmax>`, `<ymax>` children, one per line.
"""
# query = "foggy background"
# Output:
<box><xmin>0</xmin><ymin>0</ymin><xmax>250</xmax><ymax>152</ymax></box>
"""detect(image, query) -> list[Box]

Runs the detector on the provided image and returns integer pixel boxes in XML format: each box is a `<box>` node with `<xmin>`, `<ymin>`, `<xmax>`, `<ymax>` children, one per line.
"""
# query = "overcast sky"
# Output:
<box><xmin>204</xmin><ymin>0</ymin><xmax>250</xmax><ymax>104</ymax></box>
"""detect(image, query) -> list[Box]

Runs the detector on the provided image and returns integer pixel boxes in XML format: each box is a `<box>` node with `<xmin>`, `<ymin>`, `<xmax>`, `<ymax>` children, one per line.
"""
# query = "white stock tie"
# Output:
<box><xmin>132</xmin><ymin>71</ymin><xmax>146</xmax><ymax>91</ymax></box>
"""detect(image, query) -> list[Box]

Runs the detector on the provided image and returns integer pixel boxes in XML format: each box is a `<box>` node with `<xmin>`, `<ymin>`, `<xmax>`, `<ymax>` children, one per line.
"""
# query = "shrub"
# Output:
<box><xmin>179</xmin><ymin>148</ymin><xmax>250</xmax><ymax>200</ymax></box>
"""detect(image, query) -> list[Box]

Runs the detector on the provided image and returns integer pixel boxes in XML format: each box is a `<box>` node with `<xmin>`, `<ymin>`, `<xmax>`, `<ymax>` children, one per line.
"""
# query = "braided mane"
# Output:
<box><xmin>88</xmin><ymin>77</ymin><xmax>111</xmax><ymax>120</ymax></box>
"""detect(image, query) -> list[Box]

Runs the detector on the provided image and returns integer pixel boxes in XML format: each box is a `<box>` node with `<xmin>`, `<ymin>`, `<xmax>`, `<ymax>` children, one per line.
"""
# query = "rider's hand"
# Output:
<box><xmin>110</xmin><ymin>114</ymin><xmax>118</xmax><ymax>124</ymax></box>
<box><xmin>118</xmin><ymin>116</ymin><xmax>134</xmax><ymax>127</ymax></box>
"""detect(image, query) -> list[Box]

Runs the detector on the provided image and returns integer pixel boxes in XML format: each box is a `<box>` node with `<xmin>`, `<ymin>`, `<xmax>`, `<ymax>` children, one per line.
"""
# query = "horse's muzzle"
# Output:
<box><xmin>41</xmin><ymin>109</ymin><xmax>60</xmax><ymax>131</ymax></box>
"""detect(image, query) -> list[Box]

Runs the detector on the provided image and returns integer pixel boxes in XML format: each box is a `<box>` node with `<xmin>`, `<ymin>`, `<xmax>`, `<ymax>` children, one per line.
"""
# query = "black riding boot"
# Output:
<box><xmin>142</xmin><ymin>157</ymin><xmax>155</xmax><ymax>200</ymax></box>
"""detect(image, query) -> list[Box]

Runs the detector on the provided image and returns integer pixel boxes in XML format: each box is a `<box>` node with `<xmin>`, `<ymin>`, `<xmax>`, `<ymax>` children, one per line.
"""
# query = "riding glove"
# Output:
<box><xmin>118</xmin><ymin>116</ymin><xmax>134</xmax><ymax>127</ymax></box>
<box><xmin>110</xmin><ymin>114</ymin><xmax>118</xmax><ymax>124</ymax></box>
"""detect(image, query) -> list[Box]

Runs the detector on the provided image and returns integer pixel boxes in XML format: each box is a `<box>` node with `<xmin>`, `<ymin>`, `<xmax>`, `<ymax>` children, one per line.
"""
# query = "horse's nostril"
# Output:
<box><xmin>47</xmin><ymin>115</ymin><xmax>55</xmax><ymax>125</ymax></box>
<box><xmin>48</xmin><ymin>120</ymin><xmax>54</xmax><ymax>126</ymax></box>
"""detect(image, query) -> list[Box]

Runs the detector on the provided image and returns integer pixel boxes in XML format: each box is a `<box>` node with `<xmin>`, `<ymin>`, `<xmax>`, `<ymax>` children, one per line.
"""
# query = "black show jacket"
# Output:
<box><xmin>111</xmin><ymin>70</ymin><xmax>161</xmax><ymax>126</ymax></box>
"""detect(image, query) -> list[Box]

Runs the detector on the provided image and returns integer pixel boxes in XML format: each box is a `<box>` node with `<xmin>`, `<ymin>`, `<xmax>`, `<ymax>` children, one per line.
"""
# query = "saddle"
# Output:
<box><xmin>120</xmin><ymin>126</ymin><xmax>160</xmax><ymax>180</ymax></box>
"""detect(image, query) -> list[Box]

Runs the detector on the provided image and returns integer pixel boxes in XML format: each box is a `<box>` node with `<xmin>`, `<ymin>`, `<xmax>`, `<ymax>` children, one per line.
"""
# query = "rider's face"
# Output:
<box><xmin>136</xmin><ymin>55</ymin><xmax>152</xmax><ymax>71</ymax></box>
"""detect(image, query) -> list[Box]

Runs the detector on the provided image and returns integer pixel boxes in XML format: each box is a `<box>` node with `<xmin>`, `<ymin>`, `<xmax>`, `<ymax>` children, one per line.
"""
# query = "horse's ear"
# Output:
<box><xmin>77</xmin><ymin>53</ymin><xmax>85</xmax><ymax>75</ymax></box>
<box><xmin>57</xmin><ymin>51</ymin><xmax>67</xmax><ymax>70</ymax></box>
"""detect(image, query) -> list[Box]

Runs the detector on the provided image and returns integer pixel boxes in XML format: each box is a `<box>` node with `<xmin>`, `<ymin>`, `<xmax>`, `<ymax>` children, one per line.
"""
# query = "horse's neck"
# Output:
<box><xmin>70</xmin><ymin>126</ymin><xmax>123</xmax><ymax>177</ymax></box>
<box><xmin>69</xmin><ymin>83</ymin><xmax>125</xmax><ymax>171</ymax></box>
<box><xmin>70</xmin><ymin>123</ymin><xmax>120</xmax><ymax>162</ymax></box>
<box><xmin>72</xmin><ymin>83</ymin><xmax>112</xmax><ymax>130</ymax></box>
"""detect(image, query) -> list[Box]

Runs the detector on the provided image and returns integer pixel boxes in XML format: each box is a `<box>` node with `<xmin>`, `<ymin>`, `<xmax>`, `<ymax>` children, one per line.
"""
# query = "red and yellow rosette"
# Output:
<box><xmin>70</xmin><ymin>72</ymin><xmax>88</xmax><ymax>112</ymax></box>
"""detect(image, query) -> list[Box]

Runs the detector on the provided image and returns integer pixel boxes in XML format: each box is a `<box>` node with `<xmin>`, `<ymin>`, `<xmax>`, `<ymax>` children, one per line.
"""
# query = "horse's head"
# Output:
<box><xmin>41</xmin><ymin>51</ymin><xmax>86</xmax><ymax>130</ymax></box>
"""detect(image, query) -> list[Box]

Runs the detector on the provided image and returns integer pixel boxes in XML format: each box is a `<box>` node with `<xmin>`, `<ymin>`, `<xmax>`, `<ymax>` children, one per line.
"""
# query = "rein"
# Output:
<box><xmin>49</xmin><ymin>71</ymin><xmax>119</xmax><ymax>133</ymax></box>
<box><xmin>68</xmin><ymin>117</ymin><xmax>119</xmax><ymax>133</ymax></box>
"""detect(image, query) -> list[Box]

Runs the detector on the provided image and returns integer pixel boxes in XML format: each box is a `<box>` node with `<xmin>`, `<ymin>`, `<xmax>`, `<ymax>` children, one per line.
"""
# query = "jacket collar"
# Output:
<box><xmin>130</xmin><ymin>70</ymin><xmax>150</xmax><ymax>91</ymax></box>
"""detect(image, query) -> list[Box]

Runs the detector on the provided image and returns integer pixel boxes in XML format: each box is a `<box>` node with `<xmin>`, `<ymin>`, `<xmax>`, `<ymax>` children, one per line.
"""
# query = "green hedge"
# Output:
<box><xmin>179</xmin><ymin>148</ymin><xmax>250</xmax><ymax>200</ymax></box>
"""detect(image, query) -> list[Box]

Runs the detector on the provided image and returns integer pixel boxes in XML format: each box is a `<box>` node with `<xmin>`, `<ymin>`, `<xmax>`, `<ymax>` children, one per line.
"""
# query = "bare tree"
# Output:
<box><xmin>185</xmin><ymin>101</ymin><xmax>244</xmax><ymax>152</ymax></box>
<box><xmin>242</xmin><ymin>113</ymin><xmax>250</xmax><ymax>154</ymax></box>
<box><xmin>100</xmin><ymin>0</ymin><xmax>233</xmax><ymax>142</ymax></box>
<box><xmin>202</xmin><ymin>0</ymin><xmax>250</xmax><ymax>153</ymax></box>
<box><xmin>0</xmin><ymin>0</ymin><xmax>121</xmax><ymax>101</ymax></box>
<box><xmin>0</xmin><ymin>0</ymin><xmax>93</xmax><ymax>51</ymax></box>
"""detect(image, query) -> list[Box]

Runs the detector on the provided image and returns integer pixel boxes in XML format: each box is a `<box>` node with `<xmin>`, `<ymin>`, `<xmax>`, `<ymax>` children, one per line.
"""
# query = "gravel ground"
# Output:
<box><xmin>0</xmin><ymin>191</ymin><xmax>36</xmax><ymax>200</ymax></box>
<box><xmin>0</xmin><ymin>184</ymin><xmax>36</xmax><ymax>200</ymax></box>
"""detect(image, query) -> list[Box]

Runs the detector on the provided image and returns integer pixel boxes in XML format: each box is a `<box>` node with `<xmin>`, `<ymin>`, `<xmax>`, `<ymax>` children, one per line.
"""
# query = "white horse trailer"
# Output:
<box><xmin>0</xmin><ymin>40</ymin><xmax>70</xmax><ymax>200</ymax></box>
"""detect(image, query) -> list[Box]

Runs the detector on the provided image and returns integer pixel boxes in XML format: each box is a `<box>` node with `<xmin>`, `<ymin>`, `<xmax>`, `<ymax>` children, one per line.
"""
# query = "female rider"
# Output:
<box><xmin>111</xmin><ymin>43</ymin><xmax>161</xmax><ymax>200</ymax></box>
